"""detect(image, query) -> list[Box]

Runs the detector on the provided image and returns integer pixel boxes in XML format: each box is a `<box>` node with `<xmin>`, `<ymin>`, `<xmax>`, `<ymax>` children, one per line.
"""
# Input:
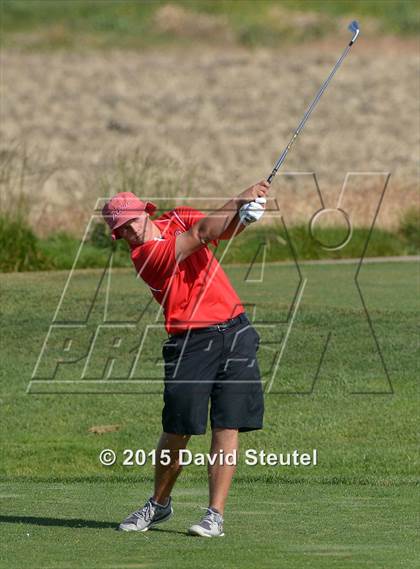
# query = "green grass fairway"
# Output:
<box><xmin>1</xmin><ymin>260</ymin><xmax>418</xmax><ymax>567</ymax></box>
<box><xmin>1</xmin><ymin>481</ymin><xmax>418</xmax><ymax>569</ymax></box>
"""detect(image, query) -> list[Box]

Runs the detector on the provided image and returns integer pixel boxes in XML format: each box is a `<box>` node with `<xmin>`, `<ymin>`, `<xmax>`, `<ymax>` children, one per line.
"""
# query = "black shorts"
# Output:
<box><xmin>161</xmin><ymin>312</ymin><xmax>264</xmax><ymax>435</ymax></box>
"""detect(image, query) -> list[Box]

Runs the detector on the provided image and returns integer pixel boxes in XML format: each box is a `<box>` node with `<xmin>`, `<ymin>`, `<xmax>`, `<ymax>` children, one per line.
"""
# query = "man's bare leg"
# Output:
<box><xmin>208</xmin><ymin>428</ymin><xmax>239</xmax><ymax>515</ymax></box>
<box><xmin>153</xmin><ymin>432</ymin><xmax>191</xmax><ymax>505</ymax></box>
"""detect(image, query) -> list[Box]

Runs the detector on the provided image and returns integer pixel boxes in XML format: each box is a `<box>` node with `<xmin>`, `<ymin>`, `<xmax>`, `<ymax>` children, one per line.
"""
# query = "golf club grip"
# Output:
<box><xmin>267</xmin><ymin>172</ymin><xmax>274</xmax><ymax>185</ymax></box>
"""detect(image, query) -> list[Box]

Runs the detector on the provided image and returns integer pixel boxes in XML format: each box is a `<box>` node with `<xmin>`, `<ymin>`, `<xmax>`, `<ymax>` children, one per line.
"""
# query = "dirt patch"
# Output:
<box><xmin>0</xmin><ymin>39</ymin><xmax>418</xmax><ymax>232</ymax></box>
<box><xmin>153</xmin><ymin>3</ymin><xmax>233</xmax><ymax>43</ymax></box>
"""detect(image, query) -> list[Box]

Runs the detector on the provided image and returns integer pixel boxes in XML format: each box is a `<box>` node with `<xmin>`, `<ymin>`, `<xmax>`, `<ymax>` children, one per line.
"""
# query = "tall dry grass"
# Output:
<box><xmin>0</xmin><ymin>145</ymin><xmax>198</xmax><ymax>236</ymax></box>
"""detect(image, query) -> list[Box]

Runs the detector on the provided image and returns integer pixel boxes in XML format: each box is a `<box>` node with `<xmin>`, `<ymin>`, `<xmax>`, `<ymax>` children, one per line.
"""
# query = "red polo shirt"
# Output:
<box><xmin>131</xmin><ymin>206</ymin><xmax>245</xmax><ymax>335</ymax></box>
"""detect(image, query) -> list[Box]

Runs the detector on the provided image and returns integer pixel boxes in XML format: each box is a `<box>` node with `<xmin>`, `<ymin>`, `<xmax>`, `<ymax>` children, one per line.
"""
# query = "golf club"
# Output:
<box><xmin>267</xmin><ymin>20</ymin><xmax>360</xmax><ymax>184</ymax></box>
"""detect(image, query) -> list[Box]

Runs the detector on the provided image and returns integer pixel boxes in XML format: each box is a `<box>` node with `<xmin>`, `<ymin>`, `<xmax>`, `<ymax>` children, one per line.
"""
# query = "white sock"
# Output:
<box><xmin>151</xmin><ymin>497</ymin><xmax>169</xmax><ymax>508</ymax></box>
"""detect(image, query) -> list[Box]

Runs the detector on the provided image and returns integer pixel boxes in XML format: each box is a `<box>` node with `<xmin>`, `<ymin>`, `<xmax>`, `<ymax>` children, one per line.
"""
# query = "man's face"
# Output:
<box><xmin>116</xmin><ymin>215</ymin><xmax>148</xmax><ymax>246</ymax></box>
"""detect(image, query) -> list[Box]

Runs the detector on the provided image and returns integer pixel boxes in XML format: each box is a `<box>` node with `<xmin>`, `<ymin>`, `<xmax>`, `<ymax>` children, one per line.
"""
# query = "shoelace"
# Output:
<box><xmin>134</xmin><ymin>501</ymin><xmax>154</xmax><ymax>522</ymax></box>
<box><xmin>199</xmin><ymin>507</ymin><xmax>223</xmax><ymax>530</ymax></box>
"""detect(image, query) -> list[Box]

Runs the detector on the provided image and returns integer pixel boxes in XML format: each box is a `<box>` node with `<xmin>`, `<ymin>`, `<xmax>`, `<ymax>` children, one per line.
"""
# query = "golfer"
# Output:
<box><xmin>102</xmin><ymin>180</ymin><xmax>269</xmax><ymax>537</ymax></box>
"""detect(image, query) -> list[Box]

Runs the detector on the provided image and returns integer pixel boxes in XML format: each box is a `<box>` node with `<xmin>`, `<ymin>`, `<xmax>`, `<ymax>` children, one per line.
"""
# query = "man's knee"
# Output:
<box><xmin>162</xmin><ymin>432</ymin><xmax>191</xmax><ymax>444</ymax></box>
<box><xmin>211</xmin><ymin>427</ymin><xmax>239</xmax><ymax>440</ymax></box>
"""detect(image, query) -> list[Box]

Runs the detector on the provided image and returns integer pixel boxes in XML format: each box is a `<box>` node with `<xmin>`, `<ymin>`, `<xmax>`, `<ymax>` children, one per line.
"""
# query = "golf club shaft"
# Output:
<box><xmin>267</xmin><ymin>24</ymin><xmax>359</xmax><ymax>185</ymax></box>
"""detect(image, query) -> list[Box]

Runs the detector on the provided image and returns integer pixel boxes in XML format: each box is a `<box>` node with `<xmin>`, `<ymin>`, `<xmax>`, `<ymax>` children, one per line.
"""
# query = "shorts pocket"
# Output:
<box><xmin>162</xmin><ymin>336</ymin><xmax>183</xmax><ymax>361</ymax></box>
<box><xmin>230</xmin><ymin>325</ymin><xmax>259</xmax><ymax>357</ymax></box>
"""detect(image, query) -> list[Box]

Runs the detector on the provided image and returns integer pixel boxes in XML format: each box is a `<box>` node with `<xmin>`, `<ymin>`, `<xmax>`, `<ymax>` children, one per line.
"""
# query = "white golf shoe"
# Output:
<box><xmin>188</xmin><ymin>507</ymin><xmax>225</xmax><ymax>538</ymax></box>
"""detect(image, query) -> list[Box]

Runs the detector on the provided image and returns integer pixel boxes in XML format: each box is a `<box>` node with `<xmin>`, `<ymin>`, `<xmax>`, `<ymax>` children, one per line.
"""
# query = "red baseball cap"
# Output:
<box><xmin>102</xmin><ymin>192</ymin><xmax>157</xmax><ymax>240</ymax></box>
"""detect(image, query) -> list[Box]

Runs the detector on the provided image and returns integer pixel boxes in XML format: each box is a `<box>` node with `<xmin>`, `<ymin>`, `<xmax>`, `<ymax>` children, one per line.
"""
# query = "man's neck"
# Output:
<box><xmin>127</xmin><ymin>219</ymin><xmax>162</xmax><ymax>248</ymax></box>
<box><xmin>143</xmin><ymin>219</ymin><xmax>162</xmax><ymax>243</ymax></box>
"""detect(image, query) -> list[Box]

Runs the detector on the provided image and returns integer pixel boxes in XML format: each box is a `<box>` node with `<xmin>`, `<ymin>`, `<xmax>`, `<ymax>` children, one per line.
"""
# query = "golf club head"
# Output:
<box><xmin>348</xmin><ymin>20</ymin><xmax>360</xmax><ymax>45</ymax></box>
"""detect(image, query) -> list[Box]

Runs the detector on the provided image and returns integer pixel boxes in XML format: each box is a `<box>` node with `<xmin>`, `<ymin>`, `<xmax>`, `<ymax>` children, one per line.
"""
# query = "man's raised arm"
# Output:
<box><xmin>175</xmin><ymin>180</ymin><xmax>269</xmax><ymax>262</ymax></box>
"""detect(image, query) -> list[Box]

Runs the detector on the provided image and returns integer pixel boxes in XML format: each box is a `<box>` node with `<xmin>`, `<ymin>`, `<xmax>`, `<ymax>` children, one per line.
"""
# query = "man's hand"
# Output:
<box><xmin>239</xmin><ymin>196</ymin><xmax>266</xmax><ymax>226</ymax></box>
<box><xmin>236</xmin><ymin>180</ymin><xmax>270</xmax><ymax>207</ymax></box>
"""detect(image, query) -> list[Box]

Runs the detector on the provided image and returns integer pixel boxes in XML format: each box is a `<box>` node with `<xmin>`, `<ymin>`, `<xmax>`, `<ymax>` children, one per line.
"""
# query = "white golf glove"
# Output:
<box><xmin>239</xmin><ymin>196</ymin><xmax>266</xmax><ymax>226</ymax></box>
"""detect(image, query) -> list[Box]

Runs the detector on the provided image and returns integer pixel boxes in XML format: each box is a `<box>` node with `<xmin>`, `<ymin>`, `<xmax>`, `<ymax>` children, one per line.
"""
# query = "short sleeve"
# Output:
<box><xmin>131</xmin><ymin>236</ymin><xmax>179</xmax><ymax>286</ymax></box>
<box><xmin>172</xmin><ymin>206</ymin><xmax>203</xmax><ymax>229</ymax></box>
<box><xmin>173</xmin><ymin>206</ymin><xmax>219</xmax><ymax>247</ymax></box>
